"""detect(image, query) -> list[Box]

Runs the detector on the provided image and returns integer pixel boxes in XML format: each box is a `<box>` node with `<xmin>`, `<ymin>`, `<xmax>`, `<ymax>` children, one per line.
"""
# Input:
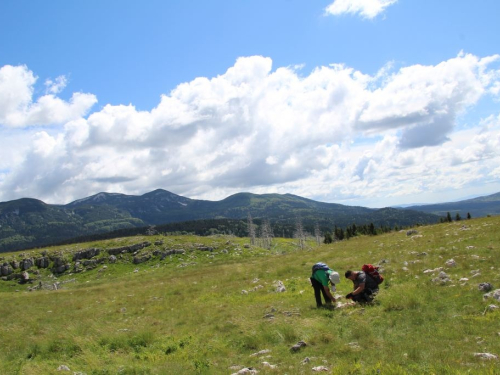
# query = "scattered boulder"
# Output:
<box><xmin>0</xmin><ymin>263</ymin><xmax>13</xmax><ymax>276</ymax></box>
<box><xmin>153</xmin><ymin>249</ymin><xmax>186</xmax><ymax>260</ymax></box>
<box><xmin>483</xmin><ymin>289</ymin><xmax>500</xmax><ymax>301</ymax></box>
<box><xmin>347</xmin><ymin>342</ymin><xmax>361</xmax><ymax>350</ymax></box>
<box><xmin>73</xmin><ymin>248</ymin><xmax>101</xmax><ymax>261</ymax></box>
<box><xmin>423</xmin><ymin>267</ymin><xmax>443</xmax><ymax>274</ymax></box>
<box><xmin>274</xmin><ymin>280</ymin><xmax>286</xmax><ymax>293</ymax></box>
<box><xmin>133</xmin><ymin>254</ymin><xmax>152</xmax><ymax>264</ymax></box>
<box><xmin>36</xmin><ymin>257</ymin><xmax>50</xmax><ymax>269</ymax></box>
<box><xmin>51</xmin><ymin>256</ymin><xmax>70</xmax><ymax>274</ymax></box>
<box><xmin>432</xmin><ymin>271</ymin><xmax>451</xmax><ymax>284</ymax></box>
<box><xmin>82</xmin><ymin>259</ymin><xmax>97</xmax><ymax>267</ymax></box>
<box><xmin>262</xmin><ymin>362</ymin><xmax>277</xmax><ymax>369</ymax></box>
<box><xmin>20</xmin><ymin>258</ymin><xmax>34</xmax><ymax>271</ymax></box>
<box><xmin>231</xmin><ymin>368</ymin><xmax>258</xmax><ymax>375</ymax></box>
<box><xmin>107</xmin><ymin>242</ymin><xmax>151</xmax><ymax>255</ymax></box>
<box><xmin>196</xmin><ymin>245</ymin><xmax>213</xmax><ymax>252</ymax></box>
<box><xmin>445</xmin><ymin>259</ymin><xmax>456</xmax><ymax>267</ymax></box>
<box><xmin>10</xmin><ymin>260</ymin><xmax>19</xmax><ymax>270</ymax></box>
<box><xmin>108</xmin><ymin>255</ymin><xmax>117</xmax><ymax>263</ymax></box>
<box><xmin>250</xmin><ymin>349</ymin><xmax>271</xmax><ymax>357</ymax></box>
<box><xmin>19</xmin><ymin>271</ymin><xmax>31</xmax><ymax>284</ymax></box>
<box><xmin>479</xmin><ymin>283</ymin><xmax>493</xmax><ymax>292</ymax></box>
<box><xmin>406</xmin><ymin>230</ymin><xmax>418</xmax><ymax>236</ymax></box>
<box><xmin>474</xmin><ymin>352</ymin><xmax>498</xmax><ymax>360</ymax></box>
<box><xmin>290</xmin><ymin>341</ymin><xmax>307</xmax><ymax>352</ymax></box>
<box><xmin>73</xmin><ymin>262</ymin><xmax>83</xmax><ymax>273</ymax></box>
<box><xmin>57</xmin><ymin>364</ymin><xmax>71</xmax><ymax>371</ymax></box>
<box><xmin>486</xmin><ymin>305</ymin><xmax>498</xmax><ymax>312</ymax></box>
<box><xmin>312</xmin><ymin>366</ymin><xmax>329</xmax><ymax>372</ymax></box>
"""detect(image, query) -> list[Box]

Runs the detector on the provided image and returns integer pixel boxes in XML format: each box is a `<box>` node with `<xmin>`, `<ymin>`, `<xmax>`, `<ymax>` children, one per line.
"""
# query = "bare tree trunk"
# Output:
<box><xmin>294</xmin><ymin>217</ymin><xmax>305</xmax><ymax>250</ymax></box>
<box><xmin>314</xmin><ymin>222</ymin><xmax>321</xmax><ymax>246</ymax></box>
<box><xmin>247</xmin><ymin>213</ymin><xmax>256</xmax><ymax>246</ymax></box>
<box><xmin>260</xmin><ymin>218</ymin><xmax>273</xmax><ymax>250</ymax></box>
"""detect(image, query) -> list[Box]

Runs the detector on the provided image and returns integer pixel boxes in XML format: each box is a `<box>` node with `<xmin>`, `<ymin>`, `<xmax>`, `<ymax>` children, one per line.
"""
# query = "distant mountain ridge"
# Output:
<box><xmin>2</xmin><ymin>188</ymin><xmax>497</xmax><ymax>253</ymax></box>
<box><xmin>405</xmin><ymin>191</ymin><xmax>500</xmax><ymax>218</ymax></box>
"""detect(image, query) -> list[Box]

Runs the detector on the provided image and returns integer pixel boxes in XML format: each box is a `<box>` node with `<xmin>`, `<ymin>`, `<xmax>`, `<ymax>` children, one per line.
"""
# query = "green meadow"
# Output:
<box><xmin>1</xmin><ymin>216</ymin><xmax>499</xmax><ymax>374</ymax></box>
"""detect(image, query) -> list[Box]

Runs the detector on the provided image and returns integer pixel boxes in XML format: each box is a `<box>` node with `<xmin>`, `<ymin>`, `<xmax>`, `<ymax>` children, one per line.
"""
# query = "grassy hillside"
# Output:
<box><xmin>1</xmin><ymin>216</ymin><xmax>500</xmax><ymax>374</ymax></box>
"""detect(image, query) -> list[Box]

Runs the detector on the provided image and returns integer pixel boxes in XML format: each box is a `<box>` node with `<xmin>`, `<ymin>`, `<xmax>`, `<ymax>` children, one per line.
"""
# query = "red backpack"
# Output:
<box><xmin>362</xmin><ymin>264</ymin><xmax>384</xmax><ymax>285</ymax></box>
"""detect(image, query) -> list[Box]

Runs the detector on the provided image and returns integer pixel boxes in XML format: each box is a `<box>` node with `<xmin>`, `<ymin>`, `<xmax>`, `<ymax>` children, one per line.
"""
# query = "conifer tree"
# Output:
<box><xmin>369</xmin><ymin>222</ymin><xmax>376</xmax><ymax>235</ymax></box>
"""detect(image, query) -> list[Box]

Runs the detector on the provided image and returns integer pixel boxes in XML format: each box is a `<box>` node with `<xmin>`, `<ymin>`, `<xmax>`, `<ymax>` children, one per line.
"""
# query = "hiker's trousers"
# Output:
<box><xmin>310</xmin><ymin>277</ymin><xmax>333</xmax><ymax>307</ymax></box>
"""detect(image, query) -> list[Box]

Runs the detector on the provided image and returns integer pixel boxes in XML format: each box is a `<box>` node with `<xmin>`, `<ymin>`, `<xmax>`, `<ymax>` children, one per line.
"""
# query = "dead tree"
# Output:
<box><xmin>247</xmin><ymin>213</ymin><xmax>256</xmax><ymax>246</ymax></box>
<box><xmin>294</xmin><ymin>217</ymin><xmax>306</xmax><ymax>250</ymax></box>
<box><xmin>260</xmin><ymin>219</ymin><xmax>273</xmax><ymax>250</ymax></box>
<box><xmin>314</xmin><ymin>222</ymin><xmax>321</xmax><ymax>246</ymax></box>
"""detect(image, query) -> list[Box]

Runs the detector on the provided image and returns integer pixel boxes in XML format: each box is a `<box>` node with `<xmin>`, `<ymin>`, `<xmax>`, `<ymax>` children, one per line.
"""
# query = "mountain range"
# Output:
<box><xmin>1</xmin><ymin>189</ymin><xmax>499</xmax><ymax>253</ymax></box>
<box><xmin>404</xmin><ymin>192</ymin><xmax>500</xmax><ymax>218</ymax></box>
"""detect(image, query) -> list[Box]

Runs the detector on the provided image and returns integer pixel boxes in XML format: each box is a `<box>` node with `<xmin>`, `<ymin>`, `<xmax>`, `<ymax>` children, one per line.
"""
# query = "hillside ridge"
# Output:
<box><xmin>2</xmin><ymin>188</ymin><xmax>498</xmax><ymax>253</ymax></box>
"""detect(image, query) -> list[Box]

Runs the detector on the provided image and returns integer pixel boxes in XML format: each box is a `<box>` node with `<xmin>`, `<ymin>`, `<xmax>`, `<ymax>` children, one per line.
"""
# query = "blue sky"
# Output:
<box><xmin>1</xmin><ymin>0</ymin><xmax>500</xmax><ymax>207</ymax></box>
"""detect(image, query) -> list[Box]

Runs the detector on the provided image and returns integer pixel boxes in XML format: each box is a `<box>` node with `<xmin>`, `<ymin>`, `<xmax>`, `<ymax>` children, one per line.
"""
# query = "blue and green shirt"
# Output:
<box><xmin>311</xmin><ymin>269</ymin><xmax>332</xmax><ymax>286</ymax></box>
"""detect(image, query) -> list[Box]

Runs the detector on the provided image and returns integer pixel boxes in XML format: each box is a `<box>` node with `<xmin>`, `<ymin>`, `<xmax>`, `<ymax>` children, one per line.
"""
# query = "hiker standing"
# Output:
<box><xmin>344</xmin><ymin>270</ymin><xmax>379</xmax><ymax>303</ymax></box>
<box><xmin>310</xmin><ymin>263</ymin><xmax>339</xmax><ymax>308</ymax></box>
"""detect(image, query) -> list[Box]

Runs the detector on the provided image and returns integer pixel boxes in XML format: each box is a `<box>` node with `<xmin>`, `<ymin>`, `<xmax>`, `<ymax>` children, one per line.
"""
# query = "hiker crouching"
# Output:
<box><xmin>310</xmin><ymin>263</ymin><xmax>339</xmax><ymax>308</ymax></box>
<box><xmin>344</xmin><ymin>270</ymin><xmax>379</xmax><ymax>303</ymax></box>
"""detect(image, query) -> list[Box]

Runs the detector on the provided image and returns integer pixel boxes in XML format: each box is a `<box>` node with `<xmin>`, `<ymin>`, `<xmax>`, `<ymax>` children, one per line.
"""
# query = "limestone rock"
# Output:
<box><xmin>133</xmin><ymin>254</ymin><xmax>152</xmax><ymax>264</ymax></box>
<box><xmin>478</xmin><ymin>283</ymin><xmax>493</xmax><ymax>292</ymax></box>
<box><xmin>483</xmin><ymin>289</ymin><xmax>500</xmax><ymax>301</ymax></box>
<box><xmin>445</xmin><ymin>259</ymin><xmax>456</xmax><ymax>267</ymax></box>
<box><xmin>73</xmin><ymin>247</ymin><xmax>101</xmax><ymax>261</ymax></box>
<box><xmin>20</xmin><ymin>258</ymin><xmax>34</xmax><ymax>271</ymax></box>
<box><xmin>250</xmin><ymin>349</ymin><xmax>271</xmax><ymax>357</ymax></box>
<box><xmin>232</xmin><ymin>368</ymin><xmax>258</xmax><ymax>375</ymax></box>
<box><xmin>290</xmin><ymin>341</ymin><xmax>307</xmax><ymax>352</ymax></box>
<box><xmin>312</xmin><ymin>366</ymin><xmax>329</xmax><ymax>372</ymax></box>
<box><xmin>274</xmin><ymin>280</ymin><xmax>286</xmax><ymax>293</ymax></box>
<box><xmin>0</xmin><ymin>263</ymin><xmax>13</xmax><ymax>276</ymax></box>
<box><xmin>432</xmin><ymin>271</ymin><xmax>451</xmax><ymax>284</ymax></box>
<box><xmin>36</xmin><ymin>257</ymin><xmax>50</xmax><ymax>268</ymax></box>
<box><xmin>474</xmin><ymin>352</ymin><xmax>498</xmax><ymax>360</ymax></box>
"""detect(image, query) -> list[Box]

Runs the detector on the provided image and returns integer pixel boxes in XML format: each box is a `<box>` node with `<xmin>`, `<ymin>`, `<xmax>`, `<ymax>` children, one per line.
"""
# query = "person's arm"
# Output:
<box><xmin>352</xmin><ymin>282</ymin><xmax>365</xmax><ymax>296</ymax></box>
<box><xmin>323</xmin><ymin>285</ymin><xmax>336</xmax><ymax>302</ymax></box>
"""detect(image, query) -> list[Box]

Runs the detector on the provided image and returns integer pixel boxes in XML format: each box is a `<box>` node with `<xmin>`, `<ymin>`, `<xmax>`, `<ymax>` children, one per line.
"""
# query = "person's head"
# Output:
<box><xmin>329</xmin><ymin>271</ymin><xmax>340</xmax><ymax>285</ymax></box>
<box><xmin>345</xmin><ymin>270</ymin><xmax>356</xmax><ymax>280</ymax></box>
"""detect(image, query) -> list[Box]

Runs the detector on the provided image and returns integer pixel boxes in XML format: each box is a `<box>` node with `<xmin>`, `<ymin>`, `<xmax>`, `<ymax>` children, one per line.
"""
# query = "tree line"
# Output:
<box><xmin>440</xmin><ymin>212</ymin><xmax>472</xmax><ymax>223</ymax></box>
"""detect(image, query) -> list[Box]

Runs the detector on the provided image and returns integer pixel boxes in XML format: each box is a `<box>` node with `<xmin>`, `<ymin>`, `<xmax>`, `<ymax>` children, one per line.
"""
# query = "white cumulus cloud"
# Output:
<box><xmin>0</xmin><ymin>53</ymin><xmax>499</xmax><ymax>206</ymax></box>
<box><xmin>325</xmin><ymin>0</ymin><xmax>398</xmax><ymax>19</ymax></box>
<box><xmin>0</xmin><ymin>65</ymin><xmax>97</xmax><ymax>127</ymax></box>
<box><xmin>45</xmin><ymin>75</ymin><xmax>68</xmax><ymax>94</ymax></box>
